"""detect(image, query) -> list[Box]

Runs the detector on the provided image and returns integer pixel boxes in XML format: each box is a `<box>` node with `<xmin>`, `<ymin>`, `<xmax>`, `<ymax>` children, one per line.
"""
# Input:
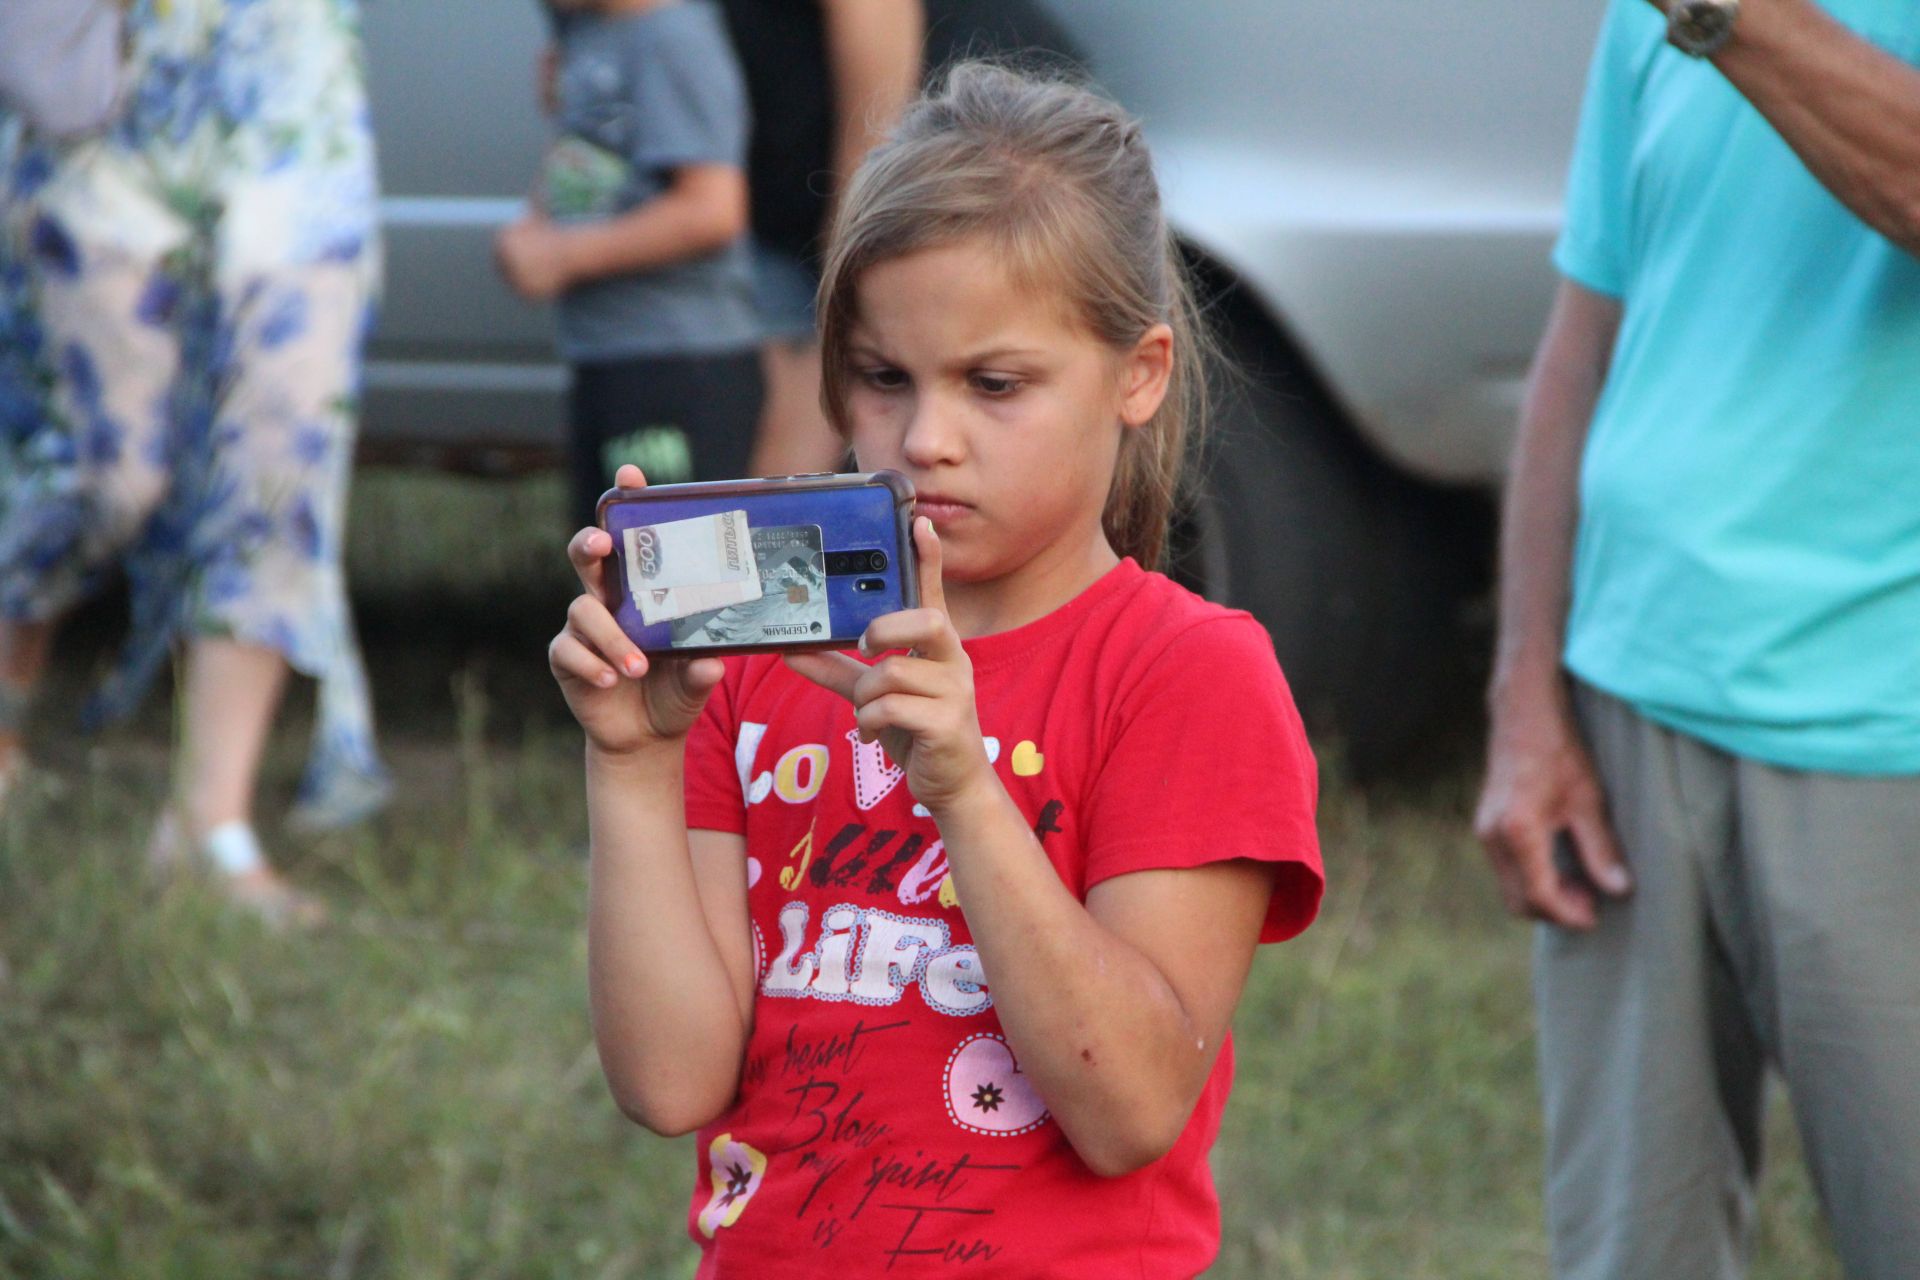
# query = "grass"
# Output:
<box><xmin>0</xmin><ymin>471</ymin><xmax>1839</xmax><ymax>1278</ymax></box>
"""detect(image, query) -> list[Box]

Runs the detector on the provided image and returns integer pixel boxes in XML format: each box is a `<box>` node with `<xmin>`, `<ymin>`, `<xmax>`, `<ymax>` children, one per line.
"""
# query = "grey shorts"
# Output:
<box><xmin>1536</xmin><ymin>681</ymin><xmax>1920</xmax><ymax>1280</ymax></box>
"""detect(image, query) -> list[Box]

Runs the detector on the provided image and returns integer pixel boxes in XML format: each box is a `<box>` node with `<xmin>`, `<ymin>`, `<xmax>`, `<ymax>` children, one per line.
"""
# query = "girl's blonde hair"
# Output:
<box><xmin>818</xmin><ymin>61</ymin><xmax>1211</xmax><ymax>570</ymax></box>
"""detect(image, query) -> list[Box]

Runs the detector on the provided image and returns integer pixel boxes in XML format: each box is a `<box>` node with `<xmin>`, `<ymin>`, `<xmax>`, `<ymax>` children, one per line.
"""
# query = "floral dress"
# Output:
<box><xmin>0</xmin><ymin>0</ymin><xmax>387</xmax><ymax>825</ymax></box>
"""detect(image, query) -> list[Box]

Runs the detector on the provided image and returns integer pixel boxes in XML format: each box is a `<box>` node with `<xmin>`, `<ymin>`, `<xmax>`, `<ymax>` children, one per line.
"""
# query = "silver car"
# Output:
<box><xmin>360</xmin><ymin>1</ymin><xmax>1601</xmax><ymax>758</ymax></box>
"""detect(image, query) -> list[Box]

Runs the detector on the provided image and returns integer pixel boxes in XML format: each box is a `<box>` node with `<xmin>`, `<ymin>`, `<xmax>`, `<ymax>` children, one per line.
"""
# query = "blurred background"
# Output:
<box><xmin>0</xmin><ymin>1</ymin><xmax>1841</xmax><ymax>1276</ymax></box>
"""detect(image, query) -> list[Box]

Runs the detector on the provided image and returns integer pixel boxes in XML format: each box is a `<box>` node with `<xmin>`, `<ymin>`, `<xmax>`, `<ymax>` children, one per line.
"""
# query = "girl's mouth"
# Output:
<box><xmin>914</xmin><ymin>495</ymin><xmax>973</xmax><ymax>522</ymax></box>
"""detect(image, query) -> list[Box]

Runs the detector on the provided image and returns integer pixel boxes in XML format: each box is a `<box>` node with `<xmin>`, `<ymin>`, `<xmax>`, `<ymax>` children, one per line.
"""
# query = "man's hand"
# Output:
<box><xmin>496</xmin><ymin>214</ymin><xmax>575</xmax><ymax>301</ymax></box>
<box><xmin>1475</xmin><ymin>678</ymin><xmax>1631</xmax><ymax>930</ymax></box>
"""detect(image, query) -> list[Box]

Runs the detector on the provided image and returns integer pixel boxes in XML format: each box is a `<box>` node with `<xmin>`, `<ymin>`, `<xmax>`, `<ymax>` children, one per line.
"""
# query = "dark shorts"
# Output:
<box><xmin>567</xmin><ymin>348</ymin><xmax>765</xmax><ymax>529</ymax></box>
<box><xmin>748</xmin><ymin>240</ymin><xmax>819</xmax><ymax>343</ymax></box>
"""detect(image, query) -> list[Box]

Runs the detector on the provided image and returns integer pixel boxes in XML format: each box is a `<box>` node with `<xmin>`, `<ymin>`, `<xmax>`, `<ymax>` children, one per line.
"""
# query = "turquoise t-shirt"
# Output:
<box><xmin>1557</xmin><ymin>0</ymin><xmax>1920</xmax><ymax>774</ymax></box>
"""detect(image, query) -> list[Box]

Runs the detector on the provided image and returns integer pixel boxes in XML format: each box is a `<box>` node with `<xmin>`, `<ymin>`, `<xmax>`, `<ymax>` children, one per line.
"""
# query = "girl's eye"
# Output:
<box><xmin>858</xmin><ymin>367</ymin><xmax>908</xmax><ymax>391</ymax></box>
<box><xmin>972</xmin><ymin>374</ymin><xmax>1024</xmax><ymax>396</ymax></box>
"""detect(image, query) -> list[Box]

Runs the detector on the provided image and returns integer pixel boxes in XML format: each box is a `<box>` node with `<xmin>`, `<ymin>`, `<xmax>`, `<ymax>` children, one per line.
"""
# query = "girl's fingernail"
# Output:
<box><xmin>623</xmin><ymin>654</ymin><xmax>643</xmax><ymax>677</ymax></box>
<box><xmin>597</xmin><ymin>671</ymin><xmax>616</xmax><ymax>687</ymax></box>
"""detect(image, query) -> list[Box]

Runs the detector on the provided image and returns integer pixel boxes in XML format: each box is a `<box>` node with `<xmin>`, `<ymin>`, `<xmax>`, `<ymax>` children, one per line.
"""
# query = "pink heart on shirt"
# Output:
<box><xmin>848</xmin><ymin>730</ymin><xmax>905</xmax><ymax>811</ymax></box>
<box><xmin>945</xmin><ymin>1033</ymin><xmax>1049</xmax><ymax>1136</ymax></box>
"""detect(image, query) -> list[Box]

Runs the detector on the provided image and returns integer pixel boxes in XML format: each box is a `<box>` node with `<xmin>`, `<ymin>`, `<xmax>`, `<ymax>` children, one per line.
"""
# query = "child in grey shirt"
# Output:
<box><xmin>498</xmin><ymin>0</ymin><xmax>760</xmax><ymax>526</ymax></box>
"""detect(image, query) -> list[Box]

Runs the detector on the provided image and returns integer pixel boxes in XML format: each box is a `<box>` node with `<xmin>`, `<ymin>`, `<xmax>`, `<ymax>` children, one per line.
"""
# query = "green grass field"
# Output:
<box><xmin>0</xmin><ymin>473</ymin><xmax>1839</xmax><ymax>1278</ymax></box>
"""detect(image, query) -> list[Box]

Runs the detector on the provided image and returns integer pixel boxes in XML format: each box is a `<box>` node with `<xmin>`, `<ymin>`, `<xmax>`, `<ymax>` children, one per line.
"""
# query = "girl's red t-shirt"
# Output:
<box><xmin>680</xmin><ymin>559</ymin><xmax>1323</xmax><ymax>1277</ymax></box>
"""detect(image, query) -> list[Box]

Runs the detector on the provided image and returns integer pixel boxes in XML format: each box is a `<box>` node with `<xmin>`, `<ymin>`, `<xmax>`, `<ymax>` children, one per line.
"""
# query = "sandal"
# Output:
<box><xmin>217</xmin><ymin>863</ymin><xmax>329</xmax><ymax>930</ymax></box>
<box><xmin>147</xmin><ymin>814</ymin><xmax>328</xmax><ymax>929</ymax></box>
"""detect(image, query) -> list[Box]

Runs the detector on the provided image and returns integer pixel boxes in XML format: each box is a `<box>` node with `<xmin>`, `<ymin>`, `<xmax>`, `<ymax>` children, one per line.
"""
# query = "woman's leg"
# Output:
<box><xmin>748</xmin><ymin>337</ymin><xmax>846</xmax><ymax>477</ymax></box>
<box><xmin>741</xmin><ymin>244</ymin><xmax>839</xmax><ymax>478</ymax></box>
<box><xmin>0</xmin><ymin>619</ymin><xmax>56</xmax><ymax>775</ymax></box>
<box><xmin>0</xmin><ymin>222</ymin><xmax>184</xmax><ymax>781</ymax></box>
<box><xmin>175</xmin><ymin>636</ymin><xmax>289</xmax><ymax>840</ymax></box>
<box><xmin>169</xmin><ymin>635</ymin><xmax>321</xmax><ymax>925</ymax></box>
<box><xmin>184</xmin><ymin>252</ymin><xmax>385</xmax><ymax>843</ymax></box>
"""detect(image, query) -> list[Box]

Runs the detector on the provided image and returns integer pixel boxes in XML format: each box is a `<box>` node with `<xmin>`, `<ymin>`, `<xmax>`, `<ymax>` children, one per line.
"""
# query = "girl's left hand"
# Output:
<box><xmin>496</xmin><ymin>214</ymin><xmax>573</xmax><ymax>300</ymax></box>
<box><xmin>786</xmin><ymin>518</ymin><xmax>993</xmax><ymax>814</ymax></box>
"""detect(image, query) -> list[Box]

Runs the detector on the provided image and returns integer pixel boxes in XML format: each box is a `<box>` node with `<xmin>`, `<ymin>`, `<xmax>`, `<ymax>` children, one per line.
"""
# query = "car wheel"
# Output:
<box><xmin>1169</xmin><ymin>309</ymin><xmax>1492</xmax><ymax>771</ymax></box>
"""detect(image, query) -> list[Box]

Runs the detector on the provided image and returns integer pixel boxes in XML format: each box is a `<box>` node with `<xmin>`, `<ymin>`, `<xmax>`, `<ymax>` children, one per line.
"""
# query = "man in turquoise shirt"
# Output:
<box><xmin>1475</xmin><ymin>0</ymin><xmax>1920</xmax><ymax>1276</ymax></box>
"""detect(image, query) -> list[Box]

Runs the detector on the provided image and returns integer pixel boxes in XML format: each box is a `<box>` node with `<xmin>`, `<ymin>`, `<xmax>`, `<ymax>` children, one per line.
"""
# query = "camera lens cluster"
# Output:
<box><xmin>825</xmin><ymin>549</ymin><xmax>888</xmax><ymax>576</ymax></box>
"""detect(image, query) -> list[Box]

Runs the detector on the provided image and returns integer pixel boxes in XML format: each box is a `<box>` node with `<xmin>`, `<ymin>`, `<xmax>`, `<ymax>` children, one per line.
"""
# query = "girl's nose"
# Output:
<box><xmin>900</xmin><ymin>394</ymin><xmax>966</xmax><ymax>468</ymax></box>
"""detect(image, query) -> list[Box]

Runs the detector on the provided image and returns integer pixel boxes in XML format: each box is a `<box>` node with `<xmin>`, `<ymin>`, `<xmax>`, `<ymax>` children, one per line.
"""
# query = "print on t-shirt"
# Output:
<box><xmin>733</xmin><ymin>721</ymin><xmax>1067</xmax><ymax>1143</ymax></box>
<box><xmin>721</xmin><ymin>713</ymin><xmax>1063</xmax><ymax>1255</ymax></box>
<box><xmin>680</xmin><ymin>562</ymin><xmax>1326</xmax><ymax>1274</ymax></box>
<box><xmin>699</xmin><ymin>1133</ymin><xmax>768</xmax><ymax>1237</ymax></box>
<box><xmin>946</xmin><ymin>1033</ymin><xmax>1049</xmax><ymax>1137</ymax></box>
<box><xmin>745</xmin><ymin>721</ymin><xmax>1055</xmax><ymax>1024</ymax></box>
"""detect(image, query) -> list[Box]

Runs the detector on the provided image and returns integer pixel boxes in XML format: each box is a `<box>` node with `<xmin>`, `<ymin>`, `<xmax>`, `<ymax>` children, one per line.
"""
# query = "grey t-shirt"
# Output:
<box><xmin>547</xmin><ymin>1</ymin><xmax>757</xmax><ymax>361</ymax></box>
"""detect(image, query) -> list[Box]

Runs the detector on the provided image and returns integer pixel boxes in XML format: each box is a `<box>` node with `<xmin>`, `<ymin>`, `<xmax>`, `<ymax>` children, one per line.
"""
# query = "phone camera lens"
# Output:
<box><xmin>868</xmin><ymin>551</ymin><xmax>888</xmax><ymax>571</ymax></box>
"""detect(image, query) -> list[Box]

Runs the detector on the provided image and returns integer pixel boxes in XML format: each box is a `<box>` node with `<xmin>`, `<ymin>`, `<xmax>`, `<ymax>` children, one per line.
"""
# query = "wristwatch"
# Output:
<box><xmin>1666</xmin><ymin>0</ymin><xmax>1742</xmax><ymax>57</ymax></box>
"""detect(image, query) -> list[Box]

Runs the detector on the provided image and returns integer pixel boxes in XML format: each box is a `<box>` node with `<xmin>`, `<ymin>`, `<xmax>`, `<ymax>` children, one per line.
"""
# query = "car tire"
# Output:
<box><xmin>1168</xmin><ymin>300</ymin><xmax>1492</xmax><ymax>771</ymax></box>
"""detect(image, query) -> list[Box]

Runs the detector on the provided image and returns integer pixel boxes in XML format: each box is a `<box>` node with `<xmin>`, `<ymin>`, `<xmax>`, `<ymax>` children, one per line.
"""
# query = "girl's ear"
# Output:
<box><xmin>1118</xmin><ymin>323</ymin><xmax>1175</xmax><ymax>429</ymax></box>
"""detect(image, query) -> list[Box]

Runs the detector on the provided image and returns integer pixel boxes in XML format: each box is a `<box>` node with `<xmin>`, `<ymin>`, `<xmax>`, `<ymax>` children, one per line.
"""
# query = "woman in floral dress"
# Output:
<box><xmin>0</xmin><ymin>0</ymin><xmax>387</xmax><ymax>918</ymax></box>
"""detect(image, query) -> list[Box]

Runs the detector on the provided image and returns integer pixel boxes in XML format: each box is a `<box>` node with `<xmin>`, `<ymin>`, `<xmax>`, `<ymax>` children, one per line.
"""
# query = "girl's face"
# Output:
<box><xmin>843</xmin><ymin>237</ymin><xmax>1172</xmax><ymax>626</ymax></box>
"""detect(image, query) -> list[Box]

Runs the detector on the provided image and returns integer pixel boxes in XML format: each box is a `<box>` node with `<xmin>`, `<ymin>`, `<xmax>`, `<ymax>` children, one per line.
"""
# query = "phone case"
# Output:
<box><xmin>596</xmin><ymin>471</ymin><xmax>919</xmax><ymax>656</ymax></box>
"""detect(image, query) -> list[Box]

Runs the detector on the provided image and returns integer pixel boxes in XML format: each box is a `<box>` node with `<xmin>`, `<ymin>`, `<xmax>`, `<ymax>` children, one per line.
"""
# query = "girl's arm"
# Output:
<box><xmin>551</xmin><ymin>464</ymin><xmax>756</xmax><ymax>1135</ymax></box>
<box><xmin>586</xmin><ymin>753</ymin><xmax>756</xmax><ymax>1135</ymax></box>
<box><xmin>927</xmin><ymin>787</ymin><xmax>1276</xmax><ymax>1176</ymax></box>
<box><xmin>789</xmin><ymin>523</ymin><xmax>1282</xmax><ymax>1176</ymax></box>
<box><xmin>496</xmin><ymin>165</ymin><xmax>748</xmax><ymax>301</ymax></box>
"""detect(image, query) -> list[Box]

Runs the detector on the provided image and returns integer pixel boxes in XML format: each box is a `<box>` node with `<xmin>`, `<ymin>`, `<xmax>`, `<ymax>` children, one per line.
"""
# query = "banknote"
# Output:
<box><xmin>624</xmin><ymin>510</ymin><xmax>761</xmax><ymax>625</ymax></box>
<box><xmin>643</xmin><ymin>575</ymin><xmax>763</xmax><ymax>624</ymax></box>
<box><xmin>671</xmin><ymin>523</ymin><xmax>831</xmax><ymax>648</ymax></box>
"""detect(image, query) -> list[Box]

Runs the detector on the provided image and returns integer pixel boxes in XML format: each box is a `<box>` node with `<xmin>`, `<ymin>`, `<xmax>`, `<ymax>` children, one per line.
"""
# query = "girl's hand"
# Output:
<box><xmin>549</xmin><ymin>464</ymin><xmax>726</xmax><ymax>757</ymax></box>
<box><xmin>496</xmin><ymin>214</ymin><xmax>574</xmax><ymax>301</ymax></box>
<box><xmin>786</xmin><ymin>519</ymin><xmax>994</xmax><ymax>813</ymax></box>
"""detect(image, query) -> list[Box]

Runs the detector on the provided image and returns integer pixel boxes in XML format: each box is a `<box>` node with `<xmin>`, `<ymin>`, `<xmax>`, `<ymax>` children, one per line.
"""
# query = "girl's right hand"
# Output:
<box><xmin>549</xmin><ymin>465</ymin><xmax>726</xmax><ymax>757</ymax></box>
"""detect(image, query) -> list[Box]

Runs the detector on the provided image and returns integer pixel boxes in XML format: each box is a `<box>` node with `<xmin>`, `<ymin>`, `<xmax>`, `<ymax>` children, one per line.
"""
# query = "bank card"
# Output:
<box><xmin>624</xmin><ymin>510</ymin><xmax>760</xmax><ymax>625</ymax></box>
<box><xmin>671</xmin><ymin>524</ymin><xmax>830</xmax><ymax>648</ymax></box>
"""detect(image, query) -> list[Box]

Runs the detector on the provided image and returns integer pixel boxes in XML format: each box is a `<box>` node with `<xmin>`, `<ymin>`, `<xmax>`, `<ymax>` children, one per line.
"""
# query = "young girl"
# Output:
<box><xmin>550</xmin><ymin>63</ymin><xmax>1324</xmax><ymax>1277</ymax></box>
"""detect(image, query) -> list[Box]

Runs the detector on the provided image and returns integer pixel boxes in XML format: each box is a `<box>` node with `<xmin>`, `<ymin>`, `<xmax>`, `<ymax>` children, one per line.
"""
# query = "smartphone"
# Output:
<box><xmin>596</xmin><ymin>471</ymin><xmax>919</xmax><ymax>656</ymax></box>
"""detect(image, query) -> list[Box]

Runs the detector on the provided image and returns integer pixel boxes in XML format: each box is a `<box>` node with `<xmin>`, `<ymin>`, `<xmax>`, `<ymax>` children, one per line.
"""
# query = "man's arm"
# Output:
<box><xmin>1474</xmin><ymin>280</ymin><xmax>1633</xmax><ymax>931</ymax></box>
<box><xmin>1661</xmin><ymin>0</ymin><xmax>1920</xmax><ymax>253</ymax></box>
<box><xmin>819</xmin><ymin>0</ymin><xmax>924</xmax><ymax>202</ymax></box>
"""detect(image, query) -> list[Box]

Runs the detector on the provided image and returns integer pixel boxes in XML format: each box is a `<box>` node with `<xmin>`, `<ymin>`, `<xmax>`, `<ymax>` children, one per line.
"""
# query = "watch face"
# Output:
<box><xmin>1673</xmin><ymin>0</ymin><xmax>1739</xmax><ymax>54</ymax></box>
